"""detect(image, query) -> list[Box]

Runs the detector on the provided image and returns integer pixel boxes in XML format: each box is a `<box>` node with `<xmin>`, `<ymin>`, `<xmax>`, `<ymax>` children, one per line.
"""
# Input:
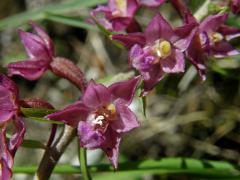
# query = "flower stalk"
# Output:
<box><xmin>79</xmin><ymin>147</ymin><xmax>92</xmax><ymax>180</ymax></box>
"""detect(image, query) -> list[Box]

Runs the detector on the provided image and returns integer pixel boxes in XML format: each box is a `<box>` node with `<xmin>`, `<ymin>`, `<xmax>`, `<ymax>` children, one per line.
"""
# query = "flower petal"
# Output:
<box><xmin>111</xmin><ymin>33</ymin><xmax>146</xmax><ymax>49</ymax></box>
<box><xmin>145</xmin><ymin>13</ymin><xmax>175</xmax><ymax>44</ymax></box>
<box><xmin>30</xmin><ymin>21</ymin><xmax>54</xmax><ymax>57</ymax></box>
<box><xmin>211</xmin><ymin>41</ymin><xmax>240</xmax><ymax>58</ymax></box>
<box><xmin>101</xmin><ymin>127</ymin><xmax>121</xmax><ymax>169</ymax></box>
<box><xmin>7</xmin><ymin>59</ymin><xmax>49</xmax><ymax>80</ymax></box>
<box><xmin>186</xmin><ymin>35</ymin><xmax>207</xmax><ymax>81</ymax></box>
<box><xmin>199</xmin><ymin>13</ymin><xmax>228</xmax><ymax>33</ymax></box>
<box><xmin>111</xmin><ymin>17</ymin><xmax>133</xmax><ymax>31</ymax></box>
<box><xmin>82</xmin><ymin>81</ymin><xmax>111</xmax><ymax>109</ymax></box>
<box><xmin>111</xmin><ymin>101</ymin><xmax>139</xmax><ymax>133</ymax></box>
<box><xmin>218</xmin><ymin>25</ymin><xmax>240</xmax><ymax>41</ymax></box>
<box><xmin>109</xmin><ymin>76</ymin><xmax>140</xmax><ymax>104</ymax></box>
<box><xmin>142</xmin><ymin>64</ymin><xmax>164</xmax><ymax>95</ymax></box>
<box><xmin>139</xmin><ymin>0</ymin><xmax>165</xmax><ymax>7</ymax></box>
<box><xmin>160</xmin><ymin>49</ymin><xmax>185</xmax><ymax>73</ymax></box>
<box><xmin>19</xmin><ymin>30</ymin><xmax>51</xmax><ymax>60</ymax></box>
<box><xmin>78</xmin><ymin>121</ymin><xmax>105</xmax><ymax>149</ymax></box>
<box><xmin>0</xmin><ymin>75</ymin><xmax>18</xmax><ymax>124</ymax></box>
<box><xmin>46</xmin><ymin>101</ymin><xmax>90</xmax><ymax>127</ymax></box>
<box><xmin>8</xmin><ymin>117</ymin><xmax>25</xmax><ymax>156</ymax></box>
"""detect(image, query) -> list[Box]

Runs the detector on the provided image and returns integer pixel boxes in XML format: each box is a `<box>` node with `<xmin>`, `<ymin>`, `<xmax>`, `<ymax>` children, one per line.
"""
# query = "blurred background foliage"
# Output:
<box><xmin>0</xmin><ymin>0</ymin><xmax>240</xmax><ymax>179</ymax></box>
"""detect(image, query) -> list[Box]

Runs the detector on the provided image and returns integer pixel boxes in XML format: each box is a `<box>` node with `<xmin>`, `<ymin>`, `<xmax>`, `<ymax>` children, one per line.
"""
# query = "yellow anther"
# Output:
<box><xmin>107</xmin><ymin>103</ymin><xmax>116</xmax><ymax>115</ymax></box>
<box><xmin>154</xmin><ymin>40</ymin><xmax>172</xmax><ymax>58</ymax></box>
<box><xmin>211</xmin><ymin>32</ymin><xmax>224</xmax><ymax>43</ymax></box>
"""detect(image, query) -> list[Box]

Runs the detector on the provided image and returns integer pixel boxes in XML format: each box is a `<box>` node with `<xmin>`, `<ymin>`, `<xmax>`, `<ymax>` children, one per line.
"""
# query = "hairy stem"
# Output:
<box><xmin>34</xmin><ymin>126</ymin><xmax>76</xmax><ymax>180</ymax></box>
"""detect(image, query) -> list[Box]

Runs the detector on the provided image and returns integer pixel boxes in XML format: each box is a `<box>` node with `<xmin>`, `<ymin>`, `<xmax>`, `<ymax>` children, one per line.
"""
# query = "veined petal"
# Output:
<box><xmin>127</xmin><ymin>0</ymin><xmax>139</xmax><ymax>16</ymax></box>
<box><xmin>46</xmin><ymin>101</ymin><xmax>90</xmax><ymax>127</ymax></box>
<box><xmin>78</xmin><ymin>121</ymin><xmax>105</xmax><ymax>149</ymax></box>
<box><xmin>82</xmin><ymin>81</ymin><xmax>111</xmax><ymax>109</ymax></box>
<box><xmin>101</xmin><ymin>127</ymin><xmax>121</xmax><ymax>169</ymax></box>
<box><xmin>145</xmin><ymin>13</ymin><xmax>175</xmax><ymax>44</ymax></box>
<box><xmin>111</xmin><ymin>101</ymin><xmax>139</xmax><ymax>133</ymax></box>
<box><xmin>7</xmin><ymin>59</ymin><xmax>49</xmax><ymax>80</ymax></box>
<box><xmin>109</xmin><ymin>76</ymin><xmax>141</xmax><ymax>104</ymax></box>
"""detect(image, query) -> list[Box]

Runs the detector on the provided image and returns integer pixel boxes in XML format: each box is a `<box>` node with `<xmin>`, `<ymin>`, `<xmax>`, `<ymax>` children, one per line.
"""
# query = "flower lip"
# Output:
<box><xmin>88</xmin><ymin>103</ymin><xmax>117</xmax><ymax>132</ymax></box>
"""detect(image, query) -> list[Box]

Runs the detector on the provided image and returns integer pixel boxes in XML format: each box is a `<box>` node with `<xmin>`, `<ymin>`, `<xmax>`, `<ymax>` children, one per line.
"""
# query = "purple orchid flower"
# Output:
<box><xmin>231</xmin><ymin>0</ymin><xmax>240</xmax><ymax>14</ymax></box>
<box><xmin>0</xmin><ymin>74</ymin><xmax>26</xmax><ymax>180</ymax></box>
<box><xmin>138</xmin><ymin>0</ymin><xmax>166</xmax><ymax>7</ymax></box>
<box><xmin>91</xmin><ymin>0</ymin><xmax>139</xmax><ymax>32</ymax></box>
<box><xmin>46</xmin><ymin>76</ymin><xmax>141</xmax><ymax>169</ymax></box>
<box><xmin>171</xmin><ymin>0</ymin><xmax>240</xmax><ymax>80</ymax></box>
<box><xmin>7</xmin><ymin>23</ymin><xmax>86</xmax><ymax>91</ymax></box>
<box><xmin>7</xmin><ymin>22</ymin><xmax>54</xmax><ymax>81</ymax></box>
<box><xmin>112</xmin><ymin>13</ymin><xmax>196</xmax><ymax>94</ymax></box>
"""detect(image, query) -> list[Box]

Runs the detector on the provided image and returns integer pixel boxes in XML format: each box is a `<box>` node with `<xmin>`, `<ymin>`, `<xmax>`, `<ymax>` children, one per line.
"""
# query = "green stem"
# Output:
<box><xmin>79</xmin><ymin>147</ymin><xmax>92</xmax><ymax>180</ymax></box>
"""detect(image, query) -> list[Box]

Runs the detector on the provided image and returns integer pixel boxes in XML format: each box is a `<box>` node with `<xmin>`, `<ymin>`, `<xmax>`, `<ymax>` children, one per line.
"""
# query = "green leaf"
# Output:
<box><xmin>20</xmin><ymin>107</ymin><xmax>57</xmax><ymax>117</ymax></box>
<box><xmin>13</xmin><ymin>158</ymin><xmax>240</xmax><ymax>179</ymax></box>
<box><xmin>45</xmin><ymin>13</ymin><xmax>97</xmax><ymax>31</ymax></box>
<box><xmin>26</xmin><ymin>117</ymin><xmax>64</xmax><ymax>125</ymax></box>
<box><xmin>21</xmin><ymin>139</ymin><xmax>46</xmax><ymax>149</ymax></box>
<box><xmin>0</xmin><ymin>0</ymin><xmax>107</xmax><ymax>30</ymax></box>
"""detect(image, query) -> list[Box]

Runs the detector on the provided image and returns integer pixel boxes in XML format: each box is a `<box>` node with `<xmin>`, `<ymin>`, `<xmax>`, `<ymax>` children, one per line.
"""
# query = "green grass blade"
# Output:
<box><xmin>45</xmin><ymin>13</ymin><xmax>97</xmax><ymax>31</ymax></box>
<box><xmin>13</xmin><ymin>158</ymin><xmax>240</xmax><ymax>179</ymax></box>
<box><xmin>0</xmin><ymin>0</ymin><xmax>107</xmax><ymax>30</ymax></box>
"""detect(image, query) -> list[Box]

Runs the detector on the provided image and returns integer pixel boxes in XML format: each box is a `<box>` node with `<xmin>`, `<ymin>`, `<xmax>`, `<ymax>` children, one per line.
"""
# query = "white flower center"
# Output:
<box><xmin>92</xmin><ymin>115</ymin><xmax>105</xmax><ymax>126</ymax></box>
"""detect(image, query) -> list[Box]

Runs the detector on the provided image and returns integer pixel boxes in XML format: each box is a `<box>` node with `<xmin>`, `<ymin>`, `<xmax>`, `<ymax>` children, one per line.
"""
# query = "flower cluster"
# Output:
<box><xmin>91</xmin><ymin>0</ymin><xmax>240</xmax><ymax>94</ymax></box>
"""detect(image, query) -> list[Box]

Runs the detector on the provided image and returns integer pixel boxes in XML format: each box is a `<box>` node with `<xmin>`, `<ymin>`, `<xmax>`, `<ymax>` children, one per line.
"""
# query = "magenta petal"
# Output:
<box><xmin>218</xmin><ymin>25</ymin><xmax>240</xmax><ymax>41</ymax></box>
<box><xmin>8</xmin><ymin>117</ymin><xmax>25</xmax><ymax>156</ymax></box>
<box><xmin>111</xmin><ymin>101</ymin><xmax>139</xmax><ymax>133</ymax></box>
<box><xmin>145</xmin><ymin>13</ymin><xmax>175</xmax><ymax>44</ymax></box>
<box><xmin>109</xmin><ymin>76</ymin><xmax>140</xmax><ymax>104</ymax></box>
<box><xmin>7</xmin><ymin>59</ymin><xmax>49</xmax><ymax>80</ymax></box>
<box><xmin>142</xmin><ymin>64</ymin><xmax>164</xmax><ymax>95</ymax></box>
<box><xmin>0</xmin><ymin>74</ymin><xmax>18</xmax><ymax>124</ymax></box>
<box><xmin>19</xmin><ymin>30</ymin><xmax>50</xmax><ymax>60</ymax></box>
<box><xmin>199</xmin><ymin>13</ymin><xmax>228</xmax><ymax>33</ymax></box>
<box><xmin>211</xmin><ymin>41</ymin><xmax>240</xmax><ymax>58</ymax></box>
<box><xmin>101</xmin><ymin>127</ymin><xmax>121</xmax><ymax>169</ymax></box>
<box><xmin>46</xmin><ymin>101</ymin><xmax>90</xmax><ymax>127</ymax></box>
<box><xmin>30</xmin><ymin>22</ymin><xmax>54</xmax><ymax>57</ymax></box>
<box><xmin>82</xmin><ymin>81</ymin><xmax>111</xmax><ymax>109</ymax></box>
<box><xmin>160</xmin><ymin>49</ymin><xmax>185</xmax><ymax>73</ymax></box>
<box><xmin>231</xmin><ymin>0</ymin><xmax>240</xmax><ymax>14</ymax></box>
<box><xmin>0</xmin><ymin>128</ymin><xmax>13</xmax><ymax>180</ymax></box>
<box><xmin>111</xmin><ymin>33</ymin><xmax>146</xmax><ymax>49</ymax></box>
<box><xmin>78</xmin><ymin>121</ymin><xmax>105</xmax><ymax>149</ymax></box>
<box><xmin>186</xmin><ymin>35</ymin><xmax>207</xmax><ymax>81</ymax></box>
<box><xmin>0</xmin><ymin>87</ymin><xmax>17</xmax><ymax>124</ymax></box>
<box><xmin>139</xmin><ymin>0</ymin><xmax>165</xmax><ymax>7</ymax></box>
<box><xmin>174</xmin><ymin>25</ymin><xmax>198</xmax><ymax>51</ymax></box>
<box><xmin>111</xmin><ymin>17</ymin><xmax>133</xmax><ymax>31</ymax></box>
<box><xmin>127</xmin><ymin>0</ymin><xmax>139</xmax><ymax>16</ymax></box>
